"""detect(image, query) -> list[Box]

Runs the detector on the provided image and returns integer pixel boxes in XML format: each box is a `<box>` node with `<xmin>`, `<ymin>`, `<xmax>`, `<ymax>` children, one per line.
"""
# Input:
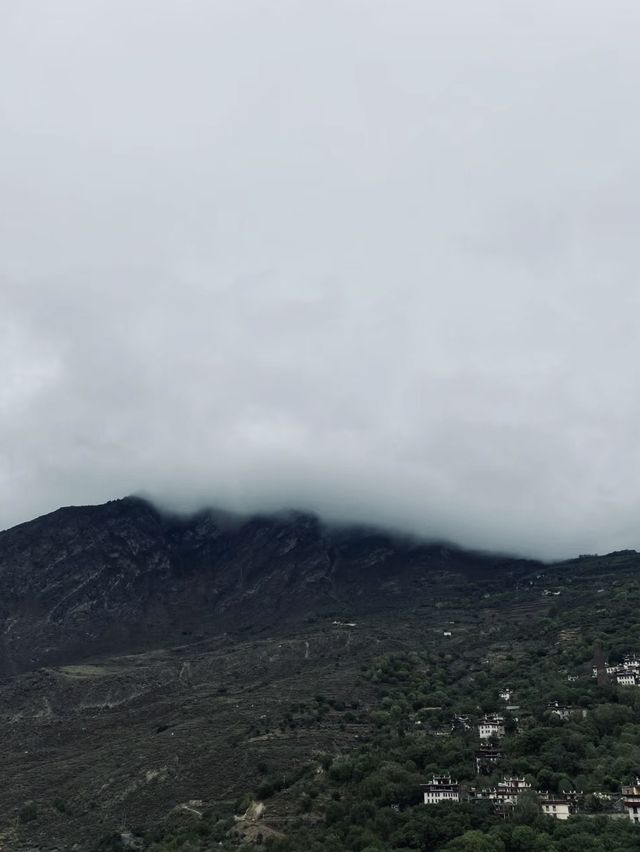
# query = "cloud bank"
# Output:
<box><xmin>2</xmin><ymin>1</ymin><xmax>640</xmax><ymax>558</ymax></box>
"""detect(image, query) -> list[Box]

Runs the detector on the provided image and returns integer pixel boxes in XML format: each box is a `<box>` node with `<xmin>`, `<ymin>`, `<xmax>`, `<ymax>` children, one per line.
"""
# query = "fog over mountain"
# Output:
<box><xmin>2</xmin><ymin>1</ymin><xmax>640</xmax><ymax>559</ymax></box>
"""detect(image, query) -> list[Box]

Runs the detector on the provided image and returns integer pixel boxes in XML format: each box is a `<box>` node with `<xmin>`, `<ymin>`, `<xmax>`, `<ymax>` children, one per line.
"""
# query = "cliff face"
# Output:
<box><xmin>0</xmin><ymin>496</ymin><xmax>533</xmax><ymax>672</ymax></box>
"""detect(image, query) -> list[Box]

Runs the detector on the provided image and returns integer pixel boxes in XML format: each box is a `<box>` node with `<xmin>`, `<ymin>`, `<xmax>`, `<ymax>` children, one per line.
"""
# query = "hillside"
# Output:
<box><xmin>0</xmin><ymin>499</ymin><xmax>639</xmax><ymax>851</ymax></box>
<box><xmin>0</xmin><ymin>497</ymin><xmax>533</xmax><ymax>674</ymax></box>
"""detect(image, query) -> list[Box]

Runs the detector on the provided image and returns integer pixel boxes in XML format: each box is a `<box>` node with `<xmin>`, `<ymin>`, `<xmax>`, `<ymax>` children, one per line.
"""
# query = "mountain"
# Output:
<box><xmin>1</xmin><ymin>498</ymin><xmax>639</xmax><ymax>851</ymax></box>
<box><xmin>0</xmin><ymin>496</ymin><xmax>534</xmax><ymax>674</ymax></box>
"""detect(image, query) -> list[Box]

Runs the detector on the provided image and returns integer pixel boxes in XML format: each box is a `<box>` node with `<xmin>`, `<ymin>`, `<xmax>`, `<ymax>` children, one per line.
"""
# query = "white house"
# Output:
<box><xmin>470</xmin><ymin>777</ymin><xmax>532</xmax><ymax>811</ymax></box>
<box><xmin>423</xmin><ymin>776</ymin><xmax>460</xmax><ymax>805</ymax></box>
<box><xmin>478</xmin><ymin>715</ymin><xmax>505</xmax><ymax>740</ymax></box>
<box><xmin>540</xmin><ymin>797</ymin><xmax>573</xmax><ymax>820</ymax></box>
<box><xmin>617</xmin><ymin>671</ymin><xmax>640</xmax><ymax>687</ymax></box>
<box><xmin>591</xmin><ymin>654</ymin><xmax>640</xmax><ymax>684</ymax></box>
<box><xmin>494</xmin><ymin>777</ymin><xmax>532</xmax><ymax>806</ymax></box>
<box><xmin>499</xmin><ymin>688</ymin><xmax>512</xmax><ymax>702</ymax></box>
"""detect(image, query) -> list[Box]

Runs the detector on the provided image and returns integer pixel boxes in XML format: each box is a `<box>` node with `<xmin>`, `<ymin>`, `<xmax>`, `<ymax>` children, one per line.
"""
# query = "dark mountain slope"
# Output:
<box><xmin>0</xmin><ymin>497</ymin><xmax>536</xmax><ymax>673</ymax></box>
<box><xmin>0</xmin><ymin>499</ymin><xmax>639</xmax><ymax>849</ymax></box>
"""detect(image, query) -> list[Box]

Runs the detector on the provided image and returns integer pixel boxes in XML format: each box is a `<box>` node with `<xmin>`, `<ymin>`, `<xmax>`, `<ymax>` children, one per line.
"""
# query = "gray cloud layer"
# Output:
<box><xmin>2</xmin><ymin>1</ymin><xmax>640</xmax><ymax>558</ymax></box>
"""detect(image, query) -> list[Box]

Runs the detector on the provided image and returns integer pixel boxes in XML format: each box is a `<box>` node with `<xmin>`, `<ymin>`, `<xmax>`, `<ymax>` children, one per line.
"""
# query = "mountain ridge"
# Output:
<box><xmin>0</xmin><ymin>496</ymin><xmax>540</xmax><ymax>674</ymax></box>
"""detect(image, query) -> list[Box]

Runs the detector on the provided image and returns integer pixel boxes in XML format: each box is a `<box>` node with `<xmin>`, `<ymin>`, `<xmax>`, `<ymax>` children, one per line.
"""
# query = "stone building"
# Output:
<box><xmin>478</xmin><ymin>714</ymin><xmax>505</xmax><ymax>740</ymax></box>
<box><xmin>422</xmin><ymin>776</ymin><xmax>460</xmax><ymax>805</ymax></box>
<box><xmin>622</xmin><ymin>782</ymin><xmax>640</xmax><ymax>823</ymax></box>
<box><xmin>540</xmin><ymin>796</ymin><xmax>573</xmax><ymax>820</ymax></box>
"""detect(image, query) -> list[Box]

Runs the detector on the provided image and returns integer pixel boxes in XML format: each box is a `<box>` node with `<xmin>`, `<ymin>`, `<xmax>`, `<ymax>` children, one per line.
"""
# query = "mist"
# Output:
<box><xmin>2</xmin><ymin>1</ymin><xmax>640</xmax><ymax>559</ymax></box>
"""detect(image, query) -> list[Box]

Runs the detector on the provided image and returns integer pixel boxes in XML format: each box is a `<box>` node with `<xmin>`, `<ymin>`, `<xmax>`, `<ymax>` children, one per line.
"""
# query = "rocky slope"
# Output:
<box><xmin>0</xmin><ymin>497</ymin><xmax>533</xmax><ymax>673</ymax></box>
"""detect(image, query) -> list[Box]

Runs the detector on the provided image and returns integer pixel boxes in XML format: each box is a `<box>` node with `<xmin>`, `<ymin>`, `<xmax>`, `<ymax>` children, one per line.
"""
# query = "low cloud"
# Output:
<box><xmin>2</xmin><ymin>1</ymin><xmax>640</xmax><ymax>558</ymax></box>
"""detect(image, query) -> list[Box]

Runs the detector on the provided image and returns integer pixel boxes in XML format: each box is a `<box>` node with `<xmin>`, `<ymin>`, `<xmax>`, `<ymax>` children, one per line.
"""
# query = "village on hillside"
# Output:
<box><xmin>421</xmin><ymin>653</ymin><xmax>640</xmax><ymax>823</ymax></box>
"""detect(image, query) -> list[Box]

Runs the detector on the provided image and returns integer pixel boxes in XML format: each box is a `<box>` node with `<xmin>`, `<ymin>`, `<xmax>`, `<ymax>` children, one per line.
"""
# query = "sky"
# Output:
<box><xmin>2</xmin><ymin>1</ymin><xmax>640</xmax><ymax>559</ymax></box>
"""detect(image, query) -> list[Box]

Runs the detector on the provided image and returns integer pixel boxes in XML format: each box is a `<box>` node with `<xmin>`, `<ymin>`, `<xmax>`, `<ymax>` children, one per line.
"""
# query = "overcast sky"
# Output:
<box><xmin>2</xmin><ymin>1</ymin><xmax>640</xmax><ymax>558</ymax></box>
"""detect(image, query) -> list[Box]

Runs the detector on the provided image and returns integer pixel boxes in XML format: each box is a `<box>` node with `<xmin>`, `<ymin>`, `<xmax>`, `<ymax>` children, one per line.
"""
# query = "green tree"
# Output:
<box><xmin>444</xmin><ymin>830</ymin><xmax>505</xmax><ymax>851</ymax></box>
